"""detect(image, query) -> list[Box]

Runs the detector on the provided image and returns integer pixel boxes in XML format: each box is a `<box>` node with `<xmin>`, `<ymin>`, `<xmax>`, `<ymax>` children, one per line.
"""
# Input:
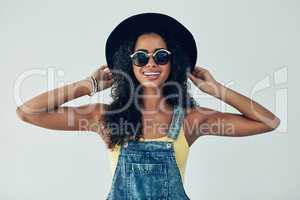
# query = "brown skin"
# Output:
<box><xmin>184</xmin><ymin>67</ymin><xmax>281</xmax><ymax>146</ymax></box>
<box><xmin>15</xmin><ymin>65</ymin><xmax>113</xmax><ymax>143</ymax></box>
<box><xmin>132</xmin><ymin>33</ymin><xmax>174</xmax><ymax>139</ymax></box>
<box><xmin>16</xmin><ymin>33</ymin><xmax>281</xmax><ymax>147</ymax></box>
<box><xmin>133</xmin><ymin>33</ymin><xmax>171</xmax><ymax>89</ymax></box>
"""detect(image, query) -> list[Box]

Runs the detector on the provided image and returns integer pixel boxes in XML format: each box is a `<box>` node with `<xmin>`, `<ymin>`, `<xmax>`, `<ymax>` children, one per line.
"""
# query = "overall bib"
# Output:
<box><xmin>106</xmin><ymin>105</ymin><xmax>190</xmax><ymax>200</ymax></box>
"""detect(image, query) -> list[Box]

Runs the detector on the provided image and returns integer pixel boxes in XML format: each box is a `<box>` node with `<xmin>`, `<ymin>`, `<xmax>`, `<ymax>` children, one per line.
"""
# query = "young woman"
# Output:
<box><xmin>16</xmin><ymin>13</ymin><xmax>281</xmax><ymax>200</ymax></box>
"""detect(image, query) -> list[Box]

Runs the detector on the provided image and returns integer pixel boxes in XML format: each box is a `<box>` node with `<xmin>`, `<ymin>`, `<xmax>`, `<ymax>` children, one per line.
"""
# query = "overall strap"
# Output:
<box><xmin>167</xmin><ymin>105</ymin><xmax>185</xmax><ymax>140</ymax></box>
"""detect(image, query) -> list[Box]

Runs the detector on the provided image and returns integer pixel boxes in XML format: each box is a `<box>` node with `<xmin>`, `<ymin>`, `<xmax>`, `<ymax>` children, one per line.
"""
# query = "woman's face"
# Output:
<box><xmin>132</xmin><ymin>33</ymin><xmax>171</xmax><ymax>88</ymax></box>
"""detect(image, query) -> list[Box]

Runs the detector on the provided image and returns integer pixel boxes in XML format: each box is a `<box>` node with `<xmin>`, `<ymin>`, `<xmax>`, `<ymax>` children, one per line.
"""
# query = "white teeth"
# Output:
<box><xmin>143</xmin><ymin>72</ymin><xmax>160</xmax><ymax>76</ymax></box>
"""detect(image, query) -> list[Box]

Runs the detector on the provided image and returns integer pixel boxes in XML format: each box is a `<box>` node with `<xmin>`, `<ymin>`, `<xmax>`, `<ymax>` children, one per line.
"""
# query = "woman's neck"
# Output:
<box><xmin>142</xmin><ymin>86</ymin><xmax>167</xmax><ymax>112</ymax></box>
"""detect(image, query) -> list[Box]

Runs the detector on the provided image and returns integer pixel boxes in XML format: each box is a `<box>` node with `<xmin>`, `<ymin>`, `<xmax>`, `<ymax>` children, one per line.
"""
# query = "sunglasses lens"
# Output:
<box><xmin>132</xmin><ymin>52</ymin><xmax>148</xmax><ymax>67</ymax></box>
<box><xmin>131</xmin><ymin>49</ymin><xmax>171</xmax><ymax>67</ymax></box>
<box><xmin>154</xmin><ymin>50</ymin><xmax>171</xmax><ymax>65</ymax></box>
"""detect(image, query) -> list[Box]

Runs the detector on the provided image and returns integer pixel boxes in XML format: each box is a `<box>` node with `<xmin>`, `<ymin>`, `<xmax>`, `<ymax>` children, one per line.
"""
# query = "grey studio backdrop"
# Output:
<box><xmin>0</xmin><ymin>0</ymin><xmax>298</xmax><ymax>199</ymax></box>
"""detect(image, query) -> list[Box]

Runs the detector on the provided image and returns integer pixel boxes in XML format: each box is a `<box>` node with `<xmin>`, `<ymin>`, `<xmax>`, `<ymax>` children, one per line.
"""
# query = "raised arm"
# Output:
<box><xmin>185</xmin><ymin>66</ymin><xmax>281</xmax><ymax>146</ymax></box>
<box><xmin>16</xmin><ymin>65</ymin><xmax>113</xmax><ymax>133</ymax></box>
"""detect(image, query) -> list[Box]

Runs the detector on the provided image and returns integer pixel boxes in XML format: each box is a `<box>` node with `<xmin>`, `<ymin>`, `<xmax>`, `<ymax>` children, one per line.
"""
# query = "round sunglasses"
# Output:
<box><xmin>130</xmin><ymin>48</ymin><xmax>172</xmax><ymax>67</ymax></box>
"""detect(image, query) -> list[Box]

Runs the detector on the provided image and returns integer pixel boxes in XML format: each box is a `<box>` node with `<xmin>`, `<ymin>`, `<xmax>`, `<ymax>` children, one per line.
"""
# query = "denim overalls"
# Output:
<box><xmin>106</xmin><ymin>105</ymin><xmax>190</xmax><ymax>200</ymax></box>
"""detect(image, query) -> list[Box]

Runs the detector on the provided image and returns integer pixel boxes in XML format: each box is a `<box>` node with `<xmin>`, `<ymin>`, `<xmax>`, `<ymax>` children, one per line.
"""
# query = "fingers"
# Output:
<box><xmin>104</xmin><ymin>72</ymin><xmax>113</xmax><ymax>80</ymax></box>
<box><xmin>107</xmin><ymin>78</ymin><xmax>114</xmax><ymax>85</ymax></box>
<box><xmin>187</xmin><ymin>72</ymin><xmax>196</xmax><ymax>82</ymax></box>
<box><xmin>99</xmin><ymin>64</ymin><xmax>112</xmax><ymax>73</ymax></box>
<box><xmin>98</xmin><ymin>64</ymin><xmax>112</xmax><ymax>78</ymax></box>
<box><xmin>193</xmin><ymin>66</ymin><xmax>205</xmax><ymax>74</ymax></box>
<box><xmin>99</xmin><ymin>64</ymin><xmax>107</xmax><ymax>70</ymax></box>
<box><xmin>103</xmin><ymin>72</ymin><xmax>110</xmax><ymax>79</ymax></box>
<box><xmin>101</xmin><ymin>66</ymin><xmax>113</xmax><ymax>80</ymax></box>
<box><xmin>187</xmin><ymin>70</ymin><xmax>204</xmax><ymax>85</ymax></box>
<box><xmin>192</xmin><ymin>66</ymin><xmax>209</xmax><ymax>78</ymax></box>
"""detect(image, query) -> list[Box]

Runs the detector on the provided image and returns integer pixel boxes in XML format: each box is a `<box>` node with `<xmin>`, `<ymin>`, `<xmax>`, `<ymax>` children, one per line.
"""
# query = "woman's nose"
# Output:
<box><xmin>145</xmin><ymin>56</ymin><xmax>157</xmax><ymax>68</ymax></box>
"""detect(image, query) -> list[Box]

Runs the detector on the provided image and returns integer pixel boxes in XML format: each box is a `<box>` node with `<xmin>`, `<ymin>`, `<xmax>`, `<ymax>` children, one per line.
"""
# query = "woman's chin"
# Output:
<box><xmin>141</xmin><ymin>79</ymin><xmax>163</xmax><ymax>88</ymax></box>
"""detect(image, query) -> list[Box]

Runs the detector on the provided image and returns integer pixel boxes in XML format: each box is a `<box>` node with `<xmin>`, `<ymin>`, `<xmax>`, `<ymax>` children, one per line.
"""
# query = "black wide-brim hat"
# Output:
<box><xmin>105</xmin><ymin>12</ymin><xmax>197</xmax><ymax>72</ymax></box>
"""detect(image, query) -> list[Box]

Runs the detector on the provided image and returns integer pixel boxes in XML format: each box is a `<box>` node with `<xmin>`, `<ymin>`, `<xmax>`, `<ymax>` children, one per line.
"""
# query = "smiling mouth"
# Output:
<box><xmin>143</xmin><ymin>72</ymin><xmax>161</xmax><ymax>79</ymax></box>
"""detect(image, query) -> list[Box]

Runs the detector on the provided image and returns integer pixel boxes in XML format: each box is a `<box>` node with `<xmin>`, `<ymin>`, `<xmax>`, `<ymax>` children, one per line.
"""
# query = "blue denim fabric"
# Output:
<box><xmin>106</xmin><ymin>105</ymin><xmax>190</xmax><ymax>200</ymax></box>
<box><xmin>167</xmin><ymin>105</ymin><xmax>186</xmax><ymax>140</ymax></box>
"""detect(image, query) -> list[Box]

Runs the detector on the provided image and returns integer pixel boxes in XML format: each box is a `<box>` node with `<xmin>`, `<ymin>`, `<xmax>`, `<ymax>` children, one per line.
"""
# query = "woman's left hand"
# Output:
<box><xmin>187</xmin><ymin>66</ymin><xmax>221</xmax><ymax>96</ymax></box>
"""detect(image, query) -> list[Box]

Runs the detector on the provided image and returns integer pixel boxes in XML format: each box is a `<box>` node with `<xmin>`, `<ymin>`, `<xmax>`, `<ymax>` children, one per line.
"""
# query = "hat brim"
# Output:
<box><xmin>105</xmin><ymin>12</ymin><xmax>197</xmax><ymax>72</ymax></box>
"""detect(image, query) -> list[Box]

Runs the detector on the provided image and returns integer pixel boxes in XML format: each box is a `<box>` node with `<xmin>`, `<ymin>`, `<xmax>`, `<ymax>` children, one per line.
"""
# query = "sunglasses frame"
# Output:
<box><xmin>130</xmin><ymin>48</ymin><xmax>172</xmax><ymax>67</ymax></box>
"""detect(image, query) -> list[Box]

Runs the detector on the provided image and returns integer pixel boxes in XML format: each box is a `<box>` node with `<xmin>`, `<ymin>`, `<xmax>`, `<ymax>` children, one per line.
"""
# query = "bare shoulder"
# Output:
<box><xmin>183</xmin><ymin>105</ymin><xmax>217</xmax><ymax>147</ymax></box>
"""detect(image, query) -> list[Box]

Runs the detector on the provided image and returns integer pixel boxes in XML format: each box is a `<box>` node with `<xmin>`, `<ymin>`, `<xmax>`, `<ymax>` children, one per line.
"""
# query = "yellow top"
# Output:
<box><xmin>108</xmin><ymin>125</ymin><xmax>190</xmax><ymax>182</ymax></box>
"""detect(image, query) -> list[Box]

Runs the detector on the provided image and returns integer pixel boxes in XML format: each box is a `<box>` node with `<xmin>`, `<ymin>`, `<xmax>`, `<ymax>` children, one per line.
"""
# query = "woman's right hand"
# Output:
<box><xmin>89</xmin><ymin>64</ymin><xmax>114</xmax><ymax>92</ymax></box>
